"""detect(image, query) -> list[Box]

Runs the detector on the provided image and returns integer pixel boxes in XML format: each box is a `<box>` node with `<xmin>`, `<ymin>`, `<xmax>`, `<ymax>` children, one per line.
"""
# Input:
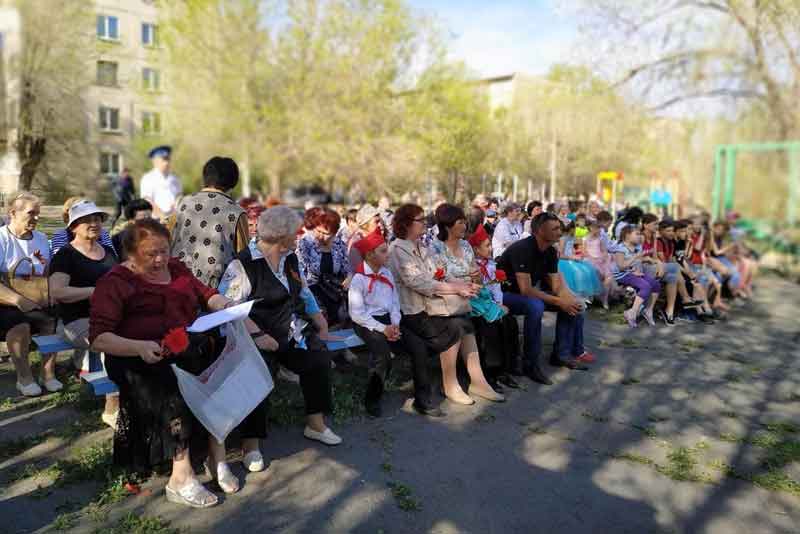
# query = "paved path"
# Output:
<box><xmin>1</xmin><ymin>276</ymin><xmax>799</xmax><ymax>533</ymax></box>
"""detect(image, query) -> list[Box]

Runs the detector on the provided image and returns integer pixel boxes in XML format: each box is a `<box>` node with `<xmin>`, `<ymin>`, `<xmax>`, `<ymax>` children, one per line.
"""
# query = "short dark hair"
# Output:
<box><xmin>622</xmin><ymin>206</ymin><xmax>644</xmax><ymax>224</ymax></box>
<box><xmin>202</xmin><ymin>156</ymin><xmax>239</xmax><ymax>191</ymax></box>
<box><xmin>124</xmin><ymin>198</ymin><xmax>153</xmax><ymax>221</ymax></box>
<box><xmin>545</xmin><ymin>203</ymin><xmax>557</xmax><ymax>213</ymax></box>
<box><xmin>620</xmin><ymin>224</ymin><xmax>638</xmax><ymax>242</ymax></box>
<box><xmin>466</xmin><ymin>206</ymin><xmax>485</xmax><ymax>235</ymax></box>
<box><xmin>435</xmin><ymin>203</ymin><xmax>466</xmax><ymax>241</ymax></box>
<box><xmin>122</xmin><ymin>218</ymin><xmax>170</xmax><ymax>257</ymax></box>
<box><xmin>393</xmin><ymin>204</ymin><xmax>424</xmax><ymax>240</ymax></box>
<box><xmin>596</xmin><ymin>210</ymin><xmax>613</xmax><ymax>223</ymax></box>
<box><xmin>345</xmin><ymin>208</ymin><xmax>358</xmax><ymax>223</ymax></box>
<box><xmin>531</xmin><ymin>212</ymin><xmax>560</xmax><ymax>233</ymax></box>
<box><xmin>675</xmin><ymin>220</ymin><xmax>689</xmax><ymax>230</ymax></box>
<box><xmin>658</xmin><ymin>220</ymin><xmax>675</xmax><ymax>231</ymax></box>
<box><xmin>526</xmin><ymin>201</ymin><xmax>543</xmax><ymax>216</ymax></box>
<box><xmin>642</xmin><ymin>213</ymin><xmax>659</xmax><ymax>225</ymax></box>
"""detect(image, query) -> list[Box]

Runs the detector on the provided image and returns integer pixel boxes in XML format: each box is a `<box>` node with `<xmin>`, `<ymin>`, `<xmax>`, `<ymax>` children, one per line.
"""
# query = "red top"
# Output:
<box><xmin>689</xmin><ymin>233</ymin><xmax>705</xmax><ymax>265</ymax></box>
<box><xmin>641</xmin><ymin>234</ymin><xmax>656</xmax><ymax>257</ymax></box>
<box><xmin>89</xmin><ymin>258</ymin><xmax>217</xmax><ymax>343</ymax></box>
<box><xmin>656</xmin><ymin>238</ymin><xmax>675</xmax><ymax>262</ymax></box>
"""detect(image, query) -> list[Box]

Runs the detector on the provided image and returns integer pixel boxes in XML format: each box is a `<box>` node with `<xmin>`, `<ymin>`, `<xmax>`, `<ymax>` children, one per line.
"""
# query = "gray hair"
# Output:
<box><xmin>502</xmin><ymin>202</ymin><xmax>521</xmax><ymax>216</ymax></box>
<box><xmin>7</xmin><ymin>191</ymin><xmax>40</xmax><ymax>216</ymax></box>
<box><xmin>257</xmin><ymin>205</ymin><xmax>302</xmax><ymax>244</ymax></box>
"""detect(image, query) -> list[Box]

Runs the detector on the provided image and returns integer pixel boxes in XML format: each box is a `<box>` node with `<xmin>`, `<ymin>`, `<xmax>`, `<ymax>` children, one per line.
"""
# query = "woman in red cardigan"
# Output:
<box><xmin>90</xmin><ymin>219</ymin><xmax>236</xmax><ymax>509</ymax></box>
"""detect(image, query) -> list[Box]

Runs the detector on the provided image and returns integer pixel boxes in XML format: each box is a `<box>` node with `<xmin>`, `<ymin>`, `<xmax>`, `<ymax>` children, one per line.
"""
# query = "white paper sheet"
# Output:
<box><xmin>187</xmin><ymin>300</ymin><xmax>256</xmax><ymax>333</ymax></box>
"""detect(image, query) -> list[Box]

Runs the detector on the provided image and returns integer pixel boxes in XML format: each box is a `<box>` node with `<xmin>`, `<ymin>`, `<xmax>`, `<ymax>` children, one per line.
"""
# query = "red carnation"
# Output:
<box><xmin>434</xmin><ymin>267</ymin><xmax>446</xmax><ymax>281</ymax></box>
<box><xmin>495</xmin><ymin>269</ymin><xmax>507</xmax><ymax>282</ymax></box>
<box><xmin>162</xmin><ymin>327</ymin><xmax>189</xmax><ymax>357</ymax></box>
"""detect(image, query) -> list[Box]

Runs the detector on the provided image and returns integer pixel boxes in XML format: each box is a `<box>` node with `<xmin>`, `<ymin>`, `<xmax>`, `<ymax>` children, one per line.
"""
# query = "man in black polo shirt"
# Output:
<box><xmin>497</xmin><ymin>212</ymin><xmax>592</xmax><ymax>384</ymax></box>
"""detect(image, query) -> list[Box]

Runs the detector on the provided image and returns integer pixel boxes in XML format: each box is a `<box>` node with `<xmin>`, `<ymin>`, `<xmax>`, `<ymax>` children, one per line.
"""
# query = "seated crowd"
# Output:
<box><xmin>0</xmin><ymin>160</ymin><xmax>759</xmax><ymax>509</ymax></box>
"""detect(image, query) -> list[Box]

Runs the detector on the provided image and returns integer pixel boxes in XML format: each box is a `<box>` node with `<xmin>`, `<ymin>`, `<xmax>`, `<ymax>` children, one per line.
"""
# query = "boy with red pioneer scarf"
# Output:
<box><xmin>348</xmin><ymin>228</ymin><xmax>403</xmax><ymax>417</ymax></box>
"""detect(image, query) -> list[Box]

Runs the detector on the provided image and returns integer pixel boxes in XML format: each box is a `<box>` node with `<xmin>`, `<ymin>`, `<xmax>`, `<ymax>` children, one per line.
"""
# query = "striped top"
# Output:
<box><xmin>611</xmin><ymin>242</ymin><xmax>640</xmax><ymax>282</ymax></box>
<box><xmin>50</xmin><ymin>228</ymin><xmax>116</xmax><ymax>257</ymax></box>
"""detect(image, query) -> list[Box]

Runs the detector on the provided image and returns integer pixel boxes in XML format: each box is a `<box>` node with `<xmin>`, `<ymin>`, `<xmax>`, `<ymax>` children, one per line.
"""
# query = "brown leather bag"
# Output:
<box><xmin>0</xmin><ymin>257</ymin><xmax>50</xmax><ymax>308</ymax></box>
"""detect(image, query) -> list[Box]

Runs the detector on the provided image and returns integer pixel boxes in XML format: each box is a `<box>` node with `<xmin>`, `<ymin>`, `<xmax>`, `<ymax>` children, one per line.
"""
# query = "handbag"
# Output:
<box><xmin>0</xmin><ymin>257</ymin><xmax>50</xmax><ymax>308</ymax></box>
<box><xmin>425</xmin><ymin>292</ymin><xmax>472</xmax><ymax>317</ymax></box>
<box><xmin>172</xmin><ymin>320</ymin><xmax>274</xmax><ymax>443</ymax></box>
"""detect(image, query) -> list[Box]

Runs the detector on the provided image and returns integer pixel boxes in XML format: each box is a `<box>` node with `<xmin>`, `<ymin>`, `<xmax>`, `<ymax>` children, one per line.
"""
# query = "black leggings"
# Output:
<box><xmin>238</xmin><ymin>347</ymin><xmax>333</xmax><ymax>438</ymax></box>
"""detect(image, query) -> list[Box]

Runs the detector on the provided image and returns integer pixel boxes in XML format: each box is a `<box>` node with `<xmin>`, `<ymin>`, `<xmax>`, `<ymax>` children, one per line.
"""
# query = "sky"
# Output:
<box><xmin>406</xmin><ymin>0</ymin><xmax>579</xmax><ymax>79</ymax></box>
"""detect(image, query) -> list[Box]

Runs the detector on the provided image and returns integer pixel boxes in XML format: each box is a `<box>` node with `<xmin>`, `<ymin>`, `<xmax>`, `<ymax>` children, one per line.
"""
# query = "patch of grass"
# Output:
<box><xmin>678</xmin><ymin>340</ymin><xmax>705</xmax><ymax>352</ymax></box>
<box><xmin>750</xmin><ymin>471</ymin><xmax>800</xmax><ymax>495</ymax></box>
<box><xmin>620</xmin><ymin>338</ymin><xmax>642</xmax><ymax>348</ymax></box>
<box><xmin>380</xmin><ymin>462</ymin><xmax>393</xmax><ymax>474</ymax></box>
<box><xmin>387</xmin><ymin>481</ymin><xmax>421</xmax><ymax>512</ymax></box>
<box><xmin>763</xmin><ymin>422</ymin><xmax>799</xmax><ymax>434</ymax></box>
<box><xmin>581</xmin><ymin>411</ymin><xmax>609</xmax><ymax>423</ymax></box>
<box><xmin>719</xmin><ymin>432</ymin><xmax>740</xmax><ymax>443</ymax></box>
<box><xmin>621</xmin><ymin>377</ymin><xmax>640</xmax><ymax>386</ymax></box>
<box><xmin>331</xmin><ymin>371</ymin><xmax>368</xmax><ymax>424</ymax></box>
<box><xmin>609</xmin><ymin>452</ymin><xmax>655</xmax><ymax>466</ymax></box>
<box><xmin>525</xmin><ymin>425</ymin><xmax>548</xmax><ymax>435</ymax></box>
<box><xmin>725</xmin><ymin>373</ymin><xmax>743</xmax><ymax>383</ymax></box>
<box><xmin>656</xmin><ymin>447</ymin><xmax>708</xmax><ymax>482</ymax></box>
<box><xmin>631</xmin><ymin>424</ymin><xmax>657</xmax><ymax>438</ymax></box>
<box><xmin>0</xmin><ymin>397</ymin><xmax>14</xmax><ymax>411</ymax></box>
<box><xmin>476</xmin><ymin>413</ymin><xmax>496</xmax><ymax>424</ymax></box>
<box><xmin>52</xmin><ymin>512</ymin><xmax>80</xmax><ymax>531</ymax></box>
<box><xmin>95</xmin><ymin>512</ymin><xmax>179</xmax><ymax>534</ymax></box>
<box><xmin>720</xmin><ymin>411</ymin><xmax>738</xmax><ymax>419</ymax></box>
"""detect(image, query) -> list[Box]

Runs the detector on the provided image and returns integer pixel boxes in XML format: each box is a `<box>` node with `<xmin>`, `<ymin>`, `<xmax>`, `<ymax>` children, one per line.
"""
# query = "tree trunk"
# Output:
<box><xmin>16</xmin><ymin>81</ymin><xmax>46</xmax><ymax>191</ymax></box>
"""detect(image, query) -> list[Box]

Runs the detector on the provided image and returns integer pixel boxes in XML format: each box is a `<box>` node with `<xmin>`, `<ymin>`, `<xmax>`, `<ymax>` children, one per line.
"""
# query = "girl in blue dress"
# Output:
<box><xmin>558</xmin><ymin>222</ymin><xmax>602</xmax><ymax>300</ymax></box>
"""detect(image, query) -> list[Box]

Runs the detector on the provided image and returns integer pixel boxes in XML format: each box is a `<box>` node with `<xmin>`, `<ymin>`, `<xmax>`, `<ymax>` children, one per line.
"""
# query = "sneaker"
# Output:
<box><xmin>242</xmin><ymin>450</ymin><xmax>265</xmax><ymax>472</ymax></box>
<box><xmin>303</xmin><ymin>426</ymin><xmax>343</xmax><ymax>446</ymax></box>
<box><xmin>40</xmin><ymin>378</ymin><xmax>64</xmax><ymax>392</ymax></box>
<box><xmin>623</xmin><ymin>309</ymin><xmax>638</xmax><ymax>328</ymax></box>
<box><xmin>16</xmin><ymin>381</ymin><xmax>42</xmax><ymax>397</ymax></box>
<box><xmin>278</xmin><ymin>367</ymin><xmax>300</xmax><ymax>384</ymax></box>
<box><xmin>575</xmin><ymin>351</ymin><xmax>596</xmax><ymax>363</ymax></box>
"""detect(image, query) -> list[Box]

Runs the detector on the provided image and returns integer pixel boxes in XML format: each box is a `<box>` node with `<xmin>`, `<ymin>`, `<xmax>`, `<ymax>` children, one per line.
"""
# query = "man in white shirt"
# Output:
<box><xmin>139</xmin><ymin>145</ymin><xmax>182</xmax><ymax>223</ymax></box>
<box><xmin>492</xmin><ymin>202</ymin><xmax>523</xmax><ymax>259</ymax></box>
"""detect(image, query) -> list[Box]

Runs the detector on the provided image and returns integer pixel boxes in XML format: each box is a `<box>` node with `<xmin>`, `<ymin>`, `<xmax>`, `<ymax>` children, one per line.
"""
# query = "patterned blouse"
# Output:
<box><xmin>429</xmin><ymin>239</ymin><xmax>475</xmax><ymax>282</ymax></box>
<box><xmin>296</xmin><ymin>232</ymin><xmax>350</xmax><ymax>285</ymax></box>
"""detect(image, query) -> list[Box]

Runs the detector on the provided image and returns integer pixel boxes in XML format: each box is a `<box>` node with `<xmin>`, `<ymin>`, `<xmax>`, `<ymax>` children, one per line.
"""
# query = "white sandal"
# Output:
<box><xmin>205</xmin><ymin>460</ymin><xmax>240</xmax><ymax>494</ymax></box>
<box><xmin>165</xmin><ymin>478</ymin><xmax>218</xmax><ymax>508</ymax></box>
<box><xmin>242</xmin><ymin>450</ymin><xmax>265</xmax><ymax>472</ymax></box>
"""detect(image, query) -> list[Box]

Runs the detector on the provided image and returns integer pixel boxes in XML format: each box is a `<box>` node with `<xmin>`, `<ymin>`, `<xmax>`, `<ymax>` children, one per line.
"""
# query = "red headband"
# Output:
<box><xmin>468</xmin><ymin>224</ymin><xmax>490</xmax><ymax>247</ymax></box>
<box><xmin>354</xmin><ymin>228</ymin><xmax>385</xmax><ymax>256</ymax></box>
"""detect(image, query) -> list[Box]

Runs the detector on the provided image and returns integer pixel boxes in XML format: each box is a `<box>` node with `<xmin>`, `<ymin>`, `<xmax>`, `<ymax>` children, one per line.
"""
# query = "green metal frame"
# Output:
<box><xmin>712</xmin><ymin>141</ymin><xmax>800</xmax><ymax>225</ymax></box>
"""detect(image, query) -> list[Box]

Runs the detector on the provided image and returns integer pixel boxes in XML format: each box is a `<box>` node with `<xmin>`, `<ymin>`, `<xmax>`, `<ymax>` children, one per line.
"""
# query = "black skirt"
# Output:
<box><xmin>400</xmin><ymin>312</ymin><xmax>461</xmax><ymax>354</ymax></box>
<box><xmin>105</xmin><ymin>331</ymin><xmax>223</xmax><ymax>474</ymax></box>
<box><xmin>0</xmin><ymin>305</ymin><xmax>55</xmax><ymax>340</ymax></box>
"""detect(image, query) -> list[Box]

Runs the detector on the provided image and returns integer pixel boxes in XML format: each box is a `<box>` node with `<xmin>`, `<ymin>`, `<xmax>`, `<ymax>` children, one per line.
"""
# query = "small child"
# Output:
<box><xmin>574</xmin><ymin>213</ymin><xmax>589</xmax><ymax>240</ymax></box>
<box><xmin>558</xmin><ymin>222</ymin><xmax>602</xmax><ymax>300</ymax></box>
<box><xmin>468</xmin><ymin>225</ymin><xmax>522</xmax><ymax>389</ymax></box>
<box><xmin>583</xmin><ymin>219</ymin><xmax>614</xmax><ymax>309</ymax></box>
<box><xmin>348</xmin><ymin>229</ymin><xmax>403</xmax><ymax>417</ymax></box>
<box><xmin>613</xmin><ymin>225</ymin><xmax>660</xmax><ymax>327</ymax></box>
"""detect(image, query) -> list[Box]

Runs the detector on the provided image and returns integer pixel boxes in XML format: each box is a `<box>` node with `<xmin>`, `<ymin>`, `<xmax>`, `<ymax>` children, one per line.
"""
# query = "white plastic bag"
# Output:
<box><xmin>172</xmin><ymin>319</ymin><xmax>274</xmax><ymax>443</ymax></box>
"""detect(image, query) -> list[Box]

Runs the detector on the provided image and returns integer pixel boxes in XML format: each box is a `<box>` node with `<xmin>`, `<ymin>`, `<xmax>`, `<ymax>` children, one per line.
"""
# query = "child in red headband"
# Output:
<box><xmin>348</xmin><ymin>228</ymin><xmax>403</xmax><ymax>417</ymax></box>
<box><xmin>468</xmin><ymin>225</ymin><xmax>522</xmax><ymax>389</ymax></box>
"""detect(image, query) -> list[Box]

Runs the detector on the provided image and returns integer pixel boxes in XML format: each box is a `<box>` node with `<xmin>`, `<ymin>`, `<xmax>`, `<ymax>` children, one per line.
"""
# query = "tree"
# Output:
<box><xmin>578</xmin><ymin>0</ymin><xmax>800</xmax><ymax>139</ymax></box>
<box><xmin>5</xmin><ymin>0</ymin><xmax>94</xmax><ymax>192</ymax></box>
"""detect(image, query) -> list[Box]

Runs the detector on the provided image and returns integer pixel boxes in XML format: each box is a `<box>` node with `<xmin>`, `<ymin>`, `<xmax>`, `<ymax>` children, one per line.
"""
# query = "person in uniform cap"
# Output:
<box><xmin>140</xmin><ymin>145</ymin><xmax>182</xmax><ymax>223</ymax></box>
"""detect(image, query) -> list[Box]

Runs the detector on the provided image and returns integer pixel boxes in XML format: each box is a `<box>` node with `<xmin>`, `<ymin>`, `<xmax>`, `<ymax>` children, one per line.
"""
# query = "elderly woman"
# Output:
<box><xmin>491</xmin><ymin>202</ymin><xmax>523</xmax><ymax>259</ymax></box>
<box><xmin>297</xmin><ymin>207</ymin><xmax>351</xmax><ymax>324</ymax></box>
<box><xmin>51</xmin><ymin>196</ymin><xmax>115</xmax><ymax>256</ymax></box>
<box><xmin>429</xmin><ymin>204</ymin><xmax>505</xmax><ymax>402</ymax></box>
<box><xmin>0</xmin><ymin>192</ymin><xmax>57</xmax><ymax>396</ymax></box>
<box><xmin>90</xmin><ymin>220</ymin><xmax>240</xmax><ymax>508</ymax></box>
<box><xmin>49</xmin><ymin>200</ymin><xmax>119</xmax><ymax>425</ymax></box>
<box><xmin>171</xmin><ymin>156</ymin><xmax>249</xmax><ymax>289</ymax></box>
<box><xmin>219</xmin><ymin>206</ymin><xmax>342</xmax><ymax>446</ymax></box>
<box><xmin>389</xmin><ymin>204</ymin><xmax>485</xmax><ymax>412</ymax></box>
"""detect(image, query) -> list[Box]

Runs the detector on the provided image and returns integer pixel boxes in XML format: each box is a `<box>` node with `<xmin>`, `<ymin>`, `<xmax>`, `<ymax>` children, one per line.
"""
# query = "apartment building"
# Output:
<box><xmin>91</xmin><ymin>0</ymin><xmax>166</xmax><ymax>179</ymax></box>
<box><xmin>0</xmin><ymin>0</ymin><xmax>167</xmax><ymax>197</ymax></box>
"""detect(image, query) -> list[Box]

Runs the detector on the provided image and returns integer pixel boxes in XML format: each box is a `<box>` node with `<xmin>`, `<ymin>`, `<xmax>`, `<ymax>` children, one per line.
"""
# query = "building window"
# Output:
<box><xmin>96</xmin><ymin>15</ymin><xmax>119</xmax><ymax>40</ymax></box>
<box><xmin>99</xmin><ymin>107</ymin><xmax>120</xmax><ymax>132</ymax></box>
<box><xmin>142</xmin><ymin>23</ymin><xmax>158</xmax><ymax>46</ymax></box>
<box><xmin>99</xmin><ymin>152</ymin><xmax>121</xmax><ymax>175</ymax></box>
<box><xmin>97</xmin><ymin>61</ymin><xmax>118</xmax><ymax>86</ymax></box>
<box><xmin>142</xmin><ymin>111</ymin><xmax>161</xmax><ymax>135</ymax></box>
<box><xmin>142</xmin><ymin>68</ymin><xmax>160</xmax><ymax>91</ymax></box>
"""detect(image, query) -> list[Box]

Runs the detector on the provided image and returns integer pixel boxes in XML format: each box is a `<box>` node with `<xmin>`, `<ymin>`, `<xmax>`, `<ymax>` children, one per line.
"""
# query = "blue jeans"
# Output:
<box><xmin>503</xmin><ymin>292</ymin><xmax>585</xmax><ymax>368</ymax></box>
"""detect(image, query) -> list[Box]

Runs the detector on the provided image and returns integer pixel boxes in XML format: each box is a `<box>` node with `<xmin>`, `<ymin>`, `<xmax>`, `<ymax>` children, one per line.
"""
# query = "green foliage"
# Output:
<box><xmin>94</xmin><ymin>512</ymin><xmax>179</xmax><ymax>534</ymax></box>
<box><xmin>387</xmin><ymin>481</ymin><xmax>421</xmax><ymax>512</ymax></box>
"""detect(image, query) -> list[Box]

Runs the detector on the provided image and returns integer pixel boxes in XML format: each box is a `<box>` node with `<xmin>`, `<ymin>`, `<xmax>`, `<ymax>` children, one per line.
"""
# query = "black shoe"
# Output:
<box><xmin>364</xmin><ymin>375</ymin><xmax>384</xmax><ymax>418</ymax></box>
<box><xmin>698</xmin><ymin>313</ymin><xmax>715</xmax><ymax>324</ymax></box>
<box><xmin>497</xmin><ymin>374</ymin><xmax>521</xmax><ymax>389</ymax></box>
<box><xmin>412</xmin><ymin>401</ymin><xmax>445</xmax><ymax>418</ymax></box>
<box><xmin>549</xmin><ymin>355</ymin><xmax>589</xmax><ymax>371</ymax></box>
<box><xmin>524</xmin><ymin>366</ymin><xmax>553</xmax><ymax>385</ymax></box>
<box><xmin>487</xmin><ymin>377</ymin><xmax>503</xmax><ymax>392</ymax></box>
<box><xmin>660</xmin><ymin>311</ymin><xmax>675</xmax><ymax>326</ymax></box>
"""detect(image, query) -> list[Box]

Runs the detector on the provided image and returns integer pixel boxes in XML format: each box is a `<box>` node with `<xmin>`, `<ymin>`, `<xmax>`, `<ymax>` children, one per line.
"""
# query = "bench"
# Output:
<box><xmin>32</xmin><ymin>334</ymin><xmax>119</xmax><ymax>396</ymax></box>
<box><xmin>324</xmin><ymin>328</ymin><xmax>365</xmax><ymax>351</ymax></box>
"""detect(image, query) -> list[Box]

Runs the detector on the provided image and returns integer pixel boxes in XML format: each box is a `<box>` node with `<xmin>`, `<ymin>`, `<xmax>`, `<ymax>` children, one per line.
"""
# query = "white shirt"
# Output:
<box><xmin>0</xmin><ymin>227</ymin><xmax>50</xmax><ymax>275</ymax></box>
<box><xmin>348</xmin><ymin>263</ymin><xmax>401</xmax><ymax>332</ymax></box>
<box><xmin>140</xmin><ymin>169</ymin><xmax>182</xmax><ymax>216</ymax></box>
<box><xmin>492</xmin><ymin>217</ymin><xmax>522</xmax><ymax>259</ymax></box>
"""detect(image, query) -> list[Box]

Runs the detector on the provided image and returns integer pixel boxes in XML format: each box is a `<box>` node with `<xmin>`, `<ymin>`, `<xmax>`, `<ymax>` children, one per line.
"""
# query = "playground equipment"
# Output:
<box><xmin>712</xmin><ymin>141</ymin><xmax>800</xmax><ymax>225</ymax></box>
